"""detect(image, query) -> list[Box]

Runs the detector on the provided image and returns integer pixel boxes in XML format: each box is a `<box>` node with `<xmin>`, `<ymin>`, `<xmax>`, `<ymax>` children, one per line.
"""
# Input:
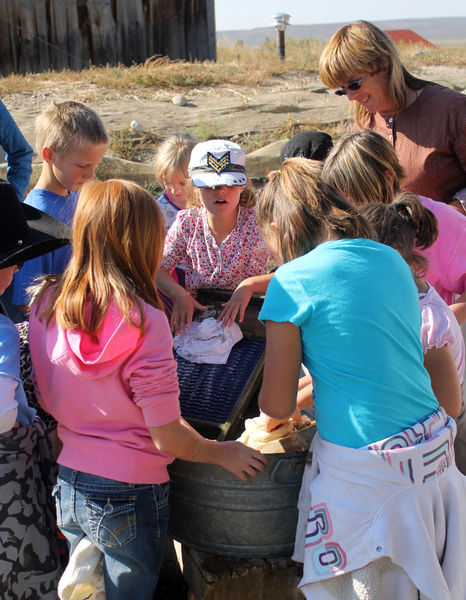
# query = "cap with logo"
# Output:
<box><xmin>188</xmin><ymin>140</ymin><xmax>248</xmax><ymax>188</ymax></box>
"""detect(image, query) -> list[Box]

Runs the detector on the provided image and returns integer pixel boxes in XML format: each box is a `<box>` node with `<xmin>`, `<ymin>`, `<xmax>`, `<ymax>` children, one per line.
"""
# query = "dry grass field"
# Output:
<box><xmin>1</xmin><ymin>38</ymin><xmax>465</xmax><ymax>95</ymax></box>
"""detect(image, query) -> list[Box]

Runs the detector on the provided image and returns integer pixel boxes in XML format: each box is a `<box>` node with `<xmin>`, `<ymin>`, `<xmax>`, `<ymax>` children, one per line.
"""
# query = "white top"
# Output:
<box><xmin>420</xmin><ymin>284</ymin><xmax>465</xmax><ymax>383</ymax></box>
<box><xmin>294</xmin><ymin>408</ymin><xmax>466</xmax><ymax>600</ymax></box>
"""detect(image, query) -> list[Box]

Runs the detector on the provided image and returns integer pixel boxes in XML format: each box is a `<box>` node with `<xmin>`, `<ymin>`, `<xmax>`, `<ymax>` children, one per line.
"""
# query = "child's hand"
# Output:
<box><xmin>218</xmin><ymin>281</ymin><xmax>253</xmax><ymax>327</ymax></box>
<box><xmin>214</xmin><ymin>441</ymin><xmax>267</xmax><ymax>481</ymax></box>
<box><xmin>171</xmin><ymin>289</ymin><xmax>206</xmax><ymax>335</ymax></box>
<box><xmin>261</xmin><ymin>410</ymin><xmax>305</xmax><ymax>433</ymax></box>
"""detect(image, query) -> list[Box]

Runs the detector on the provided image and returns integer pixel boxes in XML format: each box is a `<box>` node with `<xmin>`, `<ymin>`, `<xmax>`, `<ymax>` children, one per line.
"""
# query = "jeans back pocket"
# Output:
<box><xmin>85</xmin><ymin>493</ymin><xmax>137</xmax><ymax>549</ymax></box>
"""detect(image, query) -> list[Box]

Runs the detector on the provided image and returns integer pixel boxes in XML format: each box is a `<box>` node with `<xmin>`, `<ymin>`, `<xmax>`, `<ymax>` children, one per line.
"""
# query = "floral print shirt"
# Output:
<box><xmin>160</xmin><ymin>206</ymin><xmax>276</xmax><ymax>293</ymax></box>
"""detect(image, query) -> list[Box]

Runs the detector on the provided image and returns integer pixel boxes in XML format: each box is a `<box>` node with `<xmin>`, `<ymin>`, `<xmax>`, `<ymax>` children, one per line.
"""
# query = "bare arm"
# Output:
<box><xmin>155</xmin><ymin>269</ymin><xmax>206</xmax><ymax>334</ymax></box>
<box><xmin>449</xmin><ymin>290</ymin><xmax>466</xmax><ymax>325</ymax></box>
<box><xmin>297</xmin><ymin>374</ymin><xmax>314</xmax><ymax>412</ymax></box>
<box><xmin>448</xmin><ymin>199</ymin><xmax>466</xmax><ymax>217</ymax></box>
<box><xmin>261</xmin><ymin>372</ymin><xmax>314</xmax><ymax>433</ymax></box>
<box><xmin>423</xmin><ymin>345</ymin><xmax>462</xmax><ymax>418</ymax></box>
<box><xmin>219</xmin><ymin>273</ymin><xmax>274</xmax><ymax>327</ymax></box>
<box><xmin>258</xmin><ymin>320</ymin><xmax>302</xmax><ymax>423</ymax></box>
<box><xmin>149</xmin><ymin>417</ymin><xmax>267</xmax><ymax>481</ymax></box>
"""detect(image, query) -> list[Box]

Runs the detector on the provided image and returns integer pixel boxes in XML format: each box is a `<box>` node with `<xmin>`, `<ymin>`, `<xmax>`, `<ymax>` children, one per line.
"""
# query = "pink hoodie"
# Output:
<box><xmin>29</xmin><ymin>298</ymin><xmax>180</xmax><ymax>484</ymax></box>
<box><xmin>419</xmin><ymin>196</ymin><xmax>466</xmax><ymax>305</ymax></box>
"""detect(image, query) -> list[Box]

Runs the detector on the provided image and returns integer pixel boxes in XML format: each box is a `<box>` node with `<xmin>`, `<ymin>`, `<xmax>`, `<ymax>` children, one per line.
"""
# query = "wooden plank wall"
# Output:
<box><xmin>0</xmin><ymin>0</ymin><xmax>216</xmax><ymax>75</ymax></box>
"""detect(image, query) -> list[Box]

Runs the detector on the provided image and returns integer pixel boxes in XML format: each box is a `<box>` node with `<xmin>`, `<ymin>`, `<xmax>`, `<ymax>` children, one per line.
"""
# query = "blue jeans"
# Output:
<box><xmin>54</xmin><ymin>466</ymin><xmax>170</xmax><ymax>600</ymax></box>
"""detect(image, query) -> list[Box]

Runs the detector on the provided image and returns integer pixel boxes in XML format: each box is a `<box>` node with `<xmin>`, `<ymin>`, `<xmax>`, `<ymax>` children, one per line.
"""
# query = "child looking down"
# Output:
<box><xmin>157</xmin><ymin>139</ymin><xmax>276</xmax><ymax>333</ymax></box>
<box><xmin>13</xmin><ymin>101</ymin><xmax>108</xmax><ymax>315</ymax></box>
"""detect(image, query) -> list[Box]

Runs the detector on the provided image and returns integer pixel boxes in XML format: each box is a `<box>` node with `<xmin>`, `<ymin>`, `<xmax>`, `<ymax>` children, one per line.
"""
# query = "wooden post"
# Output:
<box><xmin>48</xmin><ymin>0</ymin><xmax>82</xmax><ymax>70</ymax></box>
<box><xmin>163</xmin><ymin>0</ymin><xmax>187</xmax><ymax>60</ymax></box>
<box><xmin>143</xmin><ymin>0</ymin><xmax>156</xmax><ymax>58</ymax></box>
<box><xmin>14</xmin><ymin>0</ymin><xmax>50</xmax><ymax>73</ymax></box>
<box><xmin>85</xmin><ymin>0</ymin><xmax>117</xmax><ymax>66</ymax></box>
<box><xmin>66</xmin><ymin>0</ymin><xmax>82</xmax><ymax>70</ymax></box>
<box><xmin>206</xmin><ymin>0</ymin><xmax>216</xmax><ymax>61</ymax></box>
<box><xmin>276</xmin><ymin>29</ymin><xmax>285</xmax><ymax>60</ymax></box>
<box><xmin>0</xmin><ymin>0</ymin><xmax>17</xmax><ymax>75</ymax></box>
<box><xmin>115</xmin><ymin>0</ymin><xmax>146</xmax><ymax>65</ymax></box>
<box><xmin>184</xmin><ymin>0</ymin><xmax>216</xmax><ymax>61</ymax></box>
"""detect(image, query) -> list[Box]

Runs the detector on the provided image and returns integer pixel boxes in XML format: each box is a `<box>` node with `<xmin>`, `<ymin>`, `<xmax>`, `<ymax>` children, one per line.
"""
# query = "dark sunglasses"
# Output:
<box><xmin>334</xmin><ymin>75</ymin><xmax>364</xmax><ymax>96</ymax></box>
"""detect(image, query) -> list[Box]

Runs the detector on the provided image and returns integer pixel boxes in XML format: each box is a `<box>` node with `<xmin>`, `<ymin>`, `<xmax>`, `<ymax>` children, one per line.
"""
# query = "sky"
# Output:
<box><xmin>214</xmin><ymin>0</ymin><xmax>466</xmax><ymax>31</ymax></box>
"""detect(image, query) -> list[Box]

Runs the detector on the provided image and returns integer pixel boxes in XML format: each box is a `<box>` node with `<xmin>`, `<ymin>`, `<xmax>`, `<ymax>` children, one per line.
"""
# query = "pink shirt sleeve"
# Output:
<box><xmin>123</xmin><ymin>305</ymin><xmax>181</xmax><ymax>428</ymax></box>
<box><xmin>419</xmin><ymin>196</ymin><xmax>466</xmax><ymax>303</ymax></box>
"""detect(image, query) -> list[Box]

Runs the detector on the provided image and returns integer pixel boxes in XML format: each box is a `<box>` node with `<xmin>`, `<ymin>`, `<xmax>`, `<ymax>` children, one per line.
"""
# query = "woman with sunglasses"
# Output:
<box><xmin>319</xmin><ymin>20</ymin><xmax>466</xmax><ymax>214</ymax></box>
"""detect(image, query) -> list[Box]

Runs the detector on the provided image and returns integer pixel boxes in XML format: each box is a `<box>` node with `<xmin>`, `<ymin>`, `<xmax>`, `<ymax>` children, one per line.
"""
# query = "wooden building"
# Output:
<box><xmin>0</xmin><ymin>0</ymin><xmax>216</xmax><ymax>76</ymax></box>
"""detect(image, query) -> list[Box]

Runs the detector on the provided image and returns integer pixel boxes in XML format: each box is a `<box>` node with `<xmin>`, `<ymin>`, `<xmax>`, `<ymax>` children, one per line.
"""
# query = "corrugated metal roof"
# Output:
<box><xmin>385</xmin><ymin>29</ymin><xmax>436</xmax><ymax>47</ymax></box>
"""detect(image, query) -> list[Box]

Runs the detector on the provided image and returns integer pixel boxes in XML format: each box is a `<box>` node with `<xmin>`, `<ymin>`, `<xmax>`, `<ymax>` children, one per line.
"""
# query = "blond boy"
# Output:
<box><xmin>13</xmin><ymin>101</ymin><xmax>108</xmax><ymax>312</ymax></box>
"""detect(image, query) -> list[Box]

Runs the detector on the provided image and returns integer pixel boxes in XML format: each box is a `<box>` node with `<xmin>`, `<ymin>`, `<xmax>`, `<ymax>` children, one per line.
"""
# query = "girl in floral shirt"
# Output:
<box><xmin>156</xmin><ymin>140</ymin><xmax>276</xmax><ymax>334</ymax></box>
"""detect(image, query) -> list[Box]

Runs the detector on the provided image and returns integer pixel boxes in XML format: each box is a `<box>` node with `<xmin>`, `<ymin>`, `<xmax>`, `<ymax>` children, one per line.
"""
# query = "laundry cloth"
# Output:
<box><xmin>58</xmin><ymin>536</ymin><xmax>105</xmax><ymax>600</ymax></box>
<box><xmin>173</xmin><ymin>316</ymin><xmax>242</xmax><ymax>364</ymax></box>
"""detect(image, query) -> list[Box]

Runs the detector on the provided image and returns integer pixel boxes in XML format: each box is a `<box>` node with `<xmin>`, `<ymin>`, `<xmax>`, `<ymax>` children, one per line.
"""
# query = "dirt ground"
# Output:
<box><xmin>4</xmin><ymin>65</ymin><xmax>466</xmax><ymax>163</ymax></box>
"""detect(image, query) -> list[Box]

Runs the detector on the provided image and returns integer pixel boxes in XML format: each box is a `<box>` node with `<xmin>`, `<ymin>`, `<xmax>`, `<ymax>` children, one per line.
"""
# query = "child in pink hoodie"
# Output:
<box><xmin>28</xmin><ymin>179</ymin><xmax>266</xmax><ymax>600</ymax></box>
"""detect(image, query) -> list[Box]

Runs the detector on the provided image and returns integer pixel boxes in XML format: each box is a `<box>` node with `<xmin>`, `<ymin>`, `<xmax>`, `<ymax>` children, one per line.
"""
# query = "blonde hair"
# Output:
<box><xmin>257</xmin><ymin>158</ymin><xmax>374</xmax><ymax>262</ymax></box>
<box><xmin>154</xmin><ymin>132</ymin><xmax>198</xmax><ymax>184</ymax></box>
<box><xmin>322</xmin><ymin>129</ymin><xmax>404</xmax><ymax>206</ymax></box>
<box><xmin>31</xmin><ymin>179</ymin><xmax>165</xmax><ymax>338</ymax></box>
<box><xmin>319</xmin><ymin>21</ymin><xmax>432</xmax><ymax>125</ymax></box>
<box><xmin>35</xmin><ymin>101</ymin><xmax>109</xmax><ymax>155</ymax></box>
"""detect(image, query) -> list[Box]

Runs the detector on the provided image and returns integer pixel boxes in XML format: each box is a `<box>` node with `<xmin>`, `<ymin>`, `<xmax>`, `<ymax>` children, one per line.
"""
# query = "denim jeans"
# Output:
<box><xmin>54</xmin><ymin>465</ymin><xmax>170</xmax><ymax>600</ymax></box>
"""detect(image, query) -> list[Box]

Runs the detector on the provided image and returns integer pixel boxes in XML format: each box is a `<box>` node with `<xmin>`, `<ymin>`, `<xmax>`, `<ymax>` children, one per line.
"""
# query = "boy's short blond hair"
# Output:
<box><xmin>35</xmin><ymin>101</ymin><xmax>109</xmax><ymax>156</ymax></box>
<box><xmin>154</xmin><ymin>132</ymin><xmax>198</xmax><ymax>184</ymax></box>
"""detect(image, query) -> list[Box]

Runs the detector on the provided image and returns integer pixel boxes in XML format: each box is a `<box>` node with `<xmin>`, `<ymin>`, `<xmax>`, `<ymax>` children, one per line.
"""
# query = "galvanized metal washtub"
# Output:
<box><xmin>167</xmin><ymin>446</ymin><xmax>312</xmax><ymax>558</ymax></box>
<box><xmin>169</xmin><ymin>289</ymin><xmax>315</xmax><ymax>558</ymax></box>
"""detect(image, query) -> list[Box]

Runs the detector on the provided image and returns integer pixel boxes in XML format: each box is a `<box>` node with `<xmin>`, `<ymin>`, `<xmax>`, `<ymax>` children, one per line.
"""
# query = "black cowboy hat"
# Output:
<box><xmin>0</xmin><ymin>179</ymin><xmax>71</xmax><ymax>269</ymax></box>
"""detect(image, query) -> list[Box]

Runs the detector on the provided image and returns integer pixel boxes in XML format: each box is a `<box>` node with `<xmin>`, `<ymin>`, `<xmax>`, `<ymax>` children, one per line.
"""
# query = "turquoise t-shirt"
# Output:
<box><xmin>259</xmin><ymin>239</ymin><xmax>438</xmax><ymax>448</ymax></box>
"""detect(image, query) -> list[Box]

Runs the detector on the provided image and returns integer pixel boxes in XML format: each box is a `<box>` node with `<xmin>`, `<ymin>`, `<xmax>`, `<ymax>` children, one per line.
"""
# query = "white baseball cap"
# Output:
<box><xmin>188</xmin><ymin>140</ymin><xmax>248</xmax><ymax>188</ymax></box>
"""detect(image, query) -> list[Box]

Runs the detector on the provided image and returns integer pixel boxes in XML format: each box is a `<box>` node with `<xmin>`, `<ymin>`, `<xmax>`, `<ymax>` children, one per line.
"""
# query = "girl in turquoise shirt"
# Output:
<box><xmin>256</xmin><ymin>159</ymin><xmax>465</xmax><ymax>600</ymax></box>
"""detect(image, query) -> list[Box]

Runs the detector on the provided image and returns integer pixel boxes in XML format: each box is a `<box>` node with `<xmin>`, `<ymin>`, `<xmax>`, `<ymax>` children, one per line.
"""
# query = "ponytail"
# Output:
<box><xmin>359</xmin><ymin>192</ymin><xmax>438</xmax><ymax>276</ymax></box>
<box><xmin>392</xmin><ymin>192</ymin><xmax>438</xmax><ymax>250</ymax></box>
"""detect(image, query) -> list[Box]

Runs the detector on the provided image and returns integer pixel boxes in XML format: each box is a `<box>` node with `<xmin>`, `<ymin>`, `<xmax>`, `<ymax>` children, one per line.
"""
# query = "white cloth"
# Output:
<box><xmin>293</xmin><ymin>408</ymin><xmax>466</xmax><ymax>600</ymax></box>
<box><xmin>238</xmin><ymin>414</ymin><xmax>313</xmax><ymax>449</ymax></box>
<box><xmin>301</xmin><ymin>557</ymin><xmax>430</xmax><ymax>600</ymax></box>
<box><xmin>173</xmin><ymin>316</ymin><xmax>242</xmax><ymax>364</ymax></box>
<box><xmin>58</xmin><ymin>537</ymin><xmax>105</xmax><ymax>600</ymax></box>
<box><xmin>419</xmin><ymin>284</ymin><xmax>465</xmax><ymax>384</ymax></box>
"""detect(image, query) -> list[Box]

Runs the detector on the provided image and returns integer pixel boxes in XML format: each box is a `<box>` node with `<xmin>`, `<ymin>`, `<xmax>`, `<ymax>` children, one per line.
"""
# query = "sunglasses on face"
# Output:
<box><xmin>334</xmin><ymin>75</ymin><xmax>364</xmax><ymax>96</ymax></box>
